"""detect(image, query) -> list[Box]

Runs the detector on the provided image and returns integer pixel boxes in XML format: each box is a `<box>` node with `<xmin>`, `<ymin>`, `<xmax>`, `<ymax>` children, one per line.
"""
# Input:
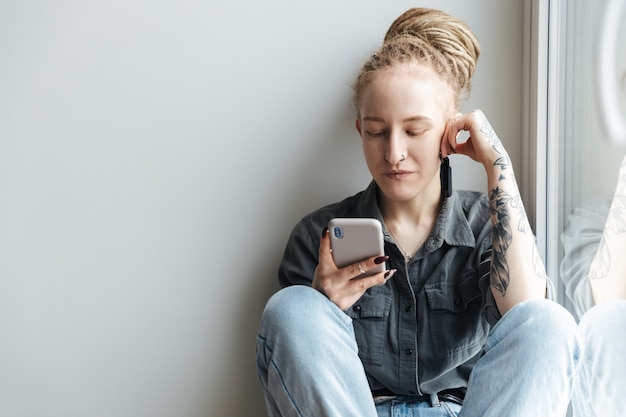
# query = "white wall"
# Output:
<box><xmin>0</xmin><ymin>1</ymin><xmax>523</xmax><ymax>416</ymax></box>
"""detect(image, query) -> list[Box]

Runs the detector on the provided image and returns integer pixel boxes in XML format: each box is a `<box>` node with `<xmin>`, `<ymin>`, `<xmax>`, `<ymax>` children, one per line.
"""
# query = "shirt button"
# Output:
<box><xmin>353</xmin><ymin>305</ymin><xmax>361</xmax><ymax>313</ymax></box>
<box><xmin>405</xmin><ymin>305</ymin><xmax>412</xmax><ymax>312</ymax></box>
<box><xmin>405</xmin><ymin>348</ymin><xmax>413</xmax><ymax>356</ymax></box>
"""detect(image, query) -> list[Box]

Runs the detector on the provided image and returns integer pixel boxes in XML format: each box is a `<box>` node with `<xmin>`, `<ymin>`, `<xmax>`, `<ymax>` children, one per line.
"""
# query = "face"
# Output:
<box><xmin>356</xmin><ymin>64</ymin><xmax>455</xmax><ymax>204</ymax></box>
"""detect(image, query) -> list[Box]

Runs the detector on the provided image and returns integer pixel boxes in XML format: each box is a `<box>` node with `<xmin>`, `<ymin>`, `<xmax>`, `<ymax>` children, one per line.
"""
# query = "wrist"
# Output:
<box><xmin>483</xmin><ymin>153</ymin><xmax>514</xmax><ymax>178</ymax></box>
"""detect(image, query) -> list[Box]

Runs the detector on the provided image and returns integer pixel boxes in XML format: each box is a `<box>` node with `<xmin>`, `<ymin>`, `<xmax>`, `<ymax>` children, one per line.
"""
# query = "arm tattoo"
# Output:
<box><xmin>482</xmin><ymin>113</ymin><xmax>545</xmax><ymax>294</ymax></box>
<box><xmin>478</xmin><ymin>114</ymin><xmax>513</xmax><ymax>180</ymax></box>
<box><xmin>478</xmin><ymin>112</ymin><xmax>509</xmax><ymax>167</ymax></box>
<box><xmin>483</xmin><ymin>116</ymin><xmax>514</xmax><ymax>296</ymax></box>
<box><xmin>493</xmin><ymin>156</ymin><xmax>510</xmax><ymax>173</ymax></box>
<box><xmin>511</xmin><ymin>192</ymin><xmax>548</xmax><ymax>279</ymax></box>
<box><xmin>489</xmin><ymin>186</ymin><xmax>513</xmax><ymax>296</ymax></box>
<box><xmin>509</xmin><ymin>193</ymin><xmax>529</xmax><ymax>233</ymax></box>
<box><xmin>489</xmin><ymin>187</ymin><xmax>546</xmax><ymax>293</ymax></box>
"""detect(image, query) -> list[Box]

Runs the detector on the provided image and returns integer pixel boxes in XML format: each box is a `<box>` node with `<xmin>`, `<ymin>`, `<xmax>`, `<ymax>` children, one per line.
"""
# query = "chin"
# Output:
<box><xmin>377</xmin><ymin>180</ymin><xmax>421</xmax><ymax>201</ymax></box>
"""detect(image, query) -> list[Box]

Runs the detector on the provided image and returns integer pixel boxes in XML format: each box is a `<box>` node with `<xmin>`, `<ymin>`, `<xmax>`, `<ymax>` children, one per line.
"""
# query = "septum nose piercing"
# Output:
<box><xmin>385</xmin><ymin>153</ymin><xmax>406</xmax><ymax>163</ymax></box>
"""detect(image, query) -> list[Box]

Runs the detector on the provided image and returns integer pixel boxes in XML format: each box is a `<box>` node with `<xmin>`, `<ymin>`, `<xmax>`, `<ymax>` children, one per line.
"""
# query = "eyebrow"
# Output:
<box><xmin>363</xmin><ymin>115</ymin><xmax>432</xmax><ymax>123</ymax></box>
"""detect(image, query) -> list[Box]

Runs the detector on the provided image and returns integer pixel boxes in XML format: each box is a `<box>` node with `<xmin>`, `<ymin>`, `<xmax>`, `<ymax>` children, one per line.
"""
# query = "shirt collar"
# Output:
<box><xmin>356</xmin><ymin>181</ymin><xmax>477</xmax><ymax>252</ymax></box>
<box><xmin>428</xmin><ymin>191</ymin><xmax>476</xmax><ymax>250</ymax></box>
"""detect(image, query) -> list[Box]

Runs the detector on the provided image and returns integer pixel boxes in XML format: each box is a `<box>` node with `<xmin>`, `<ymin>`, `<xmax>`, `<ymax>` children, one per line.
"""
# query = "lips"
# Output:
<box><xmin>384</xmin><ymin>170</ymin><xmax>413</xmax><ymax>180</ymax></box>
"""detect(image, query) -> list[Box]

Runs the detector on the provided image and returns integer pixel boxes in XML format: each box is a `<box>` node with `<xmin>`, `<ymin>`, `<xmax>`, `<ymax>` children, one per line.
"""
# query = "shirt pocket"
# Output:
<box><xmin>425</xmin><ymin>271</ymin><xmax>489</xmax><ymax>360</ymax></box>
<box><xmin>347</xmin><ymin>285</ymin><xmax>392</xmax><ymax>366</ymax></box>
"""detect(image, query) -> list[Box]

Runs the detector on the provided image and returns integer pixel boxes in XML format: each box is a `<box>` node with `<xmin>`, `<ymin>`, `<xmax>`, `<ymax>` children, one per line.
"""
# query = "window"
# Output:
<box><xmin>539</xmin><ymin>0</ymin><xmax>626</xmax><ymax>315</ymax></box>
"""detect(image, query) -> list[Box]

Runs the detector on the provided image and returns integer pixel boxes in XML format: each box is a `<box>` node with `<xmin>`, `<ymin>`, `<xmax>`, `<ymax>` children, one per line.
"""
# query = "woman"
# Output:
<box><xmin>561</xmin><ymin>154</ymin><xmax>626</xmax><ymax>417</ymax></box>
<box><xmin>257</xmin><ymin>8</ymin><xmax>579</xmax><ymax>417</ymax></box>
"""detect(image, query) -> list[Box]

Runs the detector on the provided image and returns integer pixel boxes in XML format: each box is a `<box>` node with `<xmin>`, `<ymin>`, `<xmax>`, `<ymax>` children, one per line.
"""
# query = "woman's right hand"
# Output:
<box><xmin>312</xmin><ymin>228</ymin><xmax>396</xmax><ymax>311</ymax></box>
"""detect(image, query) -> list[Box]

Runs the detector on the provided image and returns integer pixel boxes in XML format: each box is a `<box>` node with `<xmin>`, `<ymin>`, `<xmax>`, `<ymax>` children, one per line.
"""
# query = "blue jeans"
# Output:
<box><xmin>256</xmin><ymin>286</ymin><xmax>579</xmax><ymax>417</ymax></box>
<box><xmin>375</xmin><ymin>395</ymin><xmax>461</xmax><ymax>417</ymax></box>
<box><xmin>572</xmin><ymin>301</ymin><xmax>626</xmax><ymax>417</ymax></box>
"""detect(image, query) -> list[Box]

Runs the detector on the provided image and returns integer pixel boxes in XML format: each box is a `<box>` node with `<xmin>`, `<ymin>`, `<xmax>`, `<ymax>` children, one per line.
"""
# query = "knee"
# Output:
<box><xmin>515</xmin><ymin>298</ymin><xmax>576</xmax><ymax>327</ymax></box>
<box><xmin>258</xmin><ymin>285</ymin><xmax>348</xmax><ymax>340</ymax></box>
<box><xmin>500</xmin><ymin>298</ymin><xmax>579</xmax><ymax>350</ymax></box>
<box><xmin>578</xmin><ymin>300</ymin><xmax>626</xmax><ymax>347</ymax></box>
<box><xmin>261</xmin><ymin>285</ymin><xmax>327</xmax><ymax>323</ymax></box>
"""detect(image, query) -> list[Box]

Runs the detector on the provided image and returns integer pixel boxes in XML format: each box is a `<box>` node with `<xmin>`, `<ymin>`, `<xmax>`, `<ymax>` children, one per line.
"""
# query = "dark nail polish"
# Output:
<box><xmin>375</xmin><ymin>256</ymin><xmax>389</xmax><ymax>264</ymax></box>
<box><xmin>321</xmin><ymin>227</ymin><xmax>328</xmax><ymax>238</ymax></box>
<box><xmin>384</xmin><ymin>269</ymin><xmax>397</xmax><ymax>279</ymax></box>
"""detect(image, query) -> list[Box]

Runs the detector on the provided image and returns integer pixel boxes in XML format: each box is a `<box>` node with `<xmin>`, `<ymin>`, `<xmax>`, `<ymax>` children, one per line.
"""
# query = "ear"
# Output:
<box><xmin>355</xmin><ymin>118</ymin><xmax>362</xmax><ymax>135</ymax></box>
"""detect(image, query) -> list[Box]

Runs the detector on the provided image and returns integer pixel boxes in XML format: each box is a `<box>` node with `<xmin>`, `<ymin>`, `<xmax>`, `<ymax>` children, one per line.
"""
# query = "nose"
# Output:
<box><xmin>384</xmin><ymin>130</ymin><xmax>407</xmax><ymax>165</ymax></box>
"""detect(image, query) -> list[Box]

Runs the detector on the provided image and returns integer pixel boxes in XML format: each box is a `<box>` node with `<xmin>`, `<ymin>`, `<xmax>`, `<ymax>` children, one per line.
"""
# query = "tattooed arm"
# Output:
<box><xmin>588</xmin><ymin>155</ymin><xmax>626</xmax><ymax>303</ymax></box>
<box><xmin>442</xmin><ymin>110</ymin><xmax>547</xmax><ymax>315</ymax></box>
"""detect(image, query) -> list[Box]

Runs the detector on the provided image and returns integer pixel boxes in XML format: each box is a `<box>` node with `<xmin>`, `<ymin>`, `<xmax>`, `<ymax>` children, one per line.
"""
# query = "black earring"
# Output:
<box><xmin>440</xmin><ymin>157</ymin><xmax>452</xmax><ymax>197</ymax></box>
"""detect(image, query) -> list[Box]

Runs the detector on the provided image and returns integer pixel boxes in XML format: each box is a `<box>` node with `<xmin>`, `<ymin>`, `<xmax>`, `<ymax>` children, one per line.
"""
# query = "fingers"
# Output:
<box><xmin>316</xmin><ymin>229</ymin><xmax>397</xmax><ymax>309</ymax></box>
<box><xmin>351</xmin><ymin>268</ymin><xmax>398</xmax><ymax>292</ymax></box>
<box><xmin>326</xmin><ymin>267</ymin><xmax>397</xmax><ymax>311</ymax></box>
<box><xmin>441</xmin><ymin>112</ymin><xmax>464</xmax><ymax>159</ymax></box>
<box><xmin>347</xmin><ymin>255</ymin><xmax>389</xmax><ymax>278</ymax></box>
<box><xmin>318</xmin><ymin>227</ymin><xmax>334</xmax><ymax>266</ymax></box>
<box><xmin>348</xmin><ymin>255</ymin><xmax>397</xmax><ymax>292</ymax></box>
<box><xmin>442</xmin><ymin>110</ymin><xmax>502</xmax><ymax>164</ymax></box>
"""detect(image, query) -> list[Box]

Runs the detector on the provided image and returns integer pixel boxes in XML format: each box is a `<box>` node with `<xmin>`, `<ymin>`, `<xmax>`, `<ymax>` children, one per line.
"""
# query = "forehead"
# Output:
<box><xmin>359</xmin><ymin>65</ymin><xmax>454</xmax><ymax>121</ymax></box>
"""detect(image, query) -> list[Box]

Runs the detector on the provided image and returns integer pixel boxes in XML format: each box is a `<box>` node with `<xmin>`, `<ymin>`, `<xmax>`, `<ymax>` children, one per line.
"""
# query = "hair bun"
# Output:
<box><xmin>383</xmin><ymin>8</ymin><xmax>480</xmax><ymax>97</ymax></box>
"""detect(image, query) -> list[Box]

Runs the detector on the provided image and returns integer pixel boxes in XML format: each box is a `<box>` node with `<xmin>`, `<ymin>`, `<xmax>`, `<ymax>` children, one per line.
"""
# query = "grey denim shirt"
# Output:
<box><xmin>278</xmin><ymin>181</ymin><xmax>501</xmax><ymax>396</ymax></box>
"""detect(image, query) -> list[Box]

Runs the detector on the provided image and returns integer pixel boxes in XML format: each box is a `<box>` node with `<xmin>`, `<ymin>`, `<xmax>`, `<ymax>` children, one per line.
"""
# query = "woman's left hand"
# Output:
<box><xmin>440</xmin><ymin>110</ymin><xmax>510</xmax><ymax>170</ymax></box>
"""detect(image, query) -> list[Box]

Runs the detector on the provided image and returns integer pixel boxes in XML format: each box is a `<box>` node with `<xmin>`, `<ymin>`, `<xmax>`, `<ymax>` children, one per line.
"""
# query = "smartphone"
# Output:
<box><xmin>328</xmin><ymin>218</ymin><xmax>386</xmax><ymax>277</ymax></box>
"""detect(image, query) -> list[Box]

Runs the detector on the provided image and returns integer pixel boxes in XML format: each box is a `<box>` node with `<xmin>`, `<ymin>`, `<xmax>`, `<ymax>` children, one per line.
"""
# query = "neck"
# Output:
<box><xmin>379</xmin><ymin>192</ymin><xmax>441</xmax><ymax>227</ymax></box>
<box><xmin>379</xmin><ymin>190</ymin><xmax>442</xmax><ymax>260</ymax></box>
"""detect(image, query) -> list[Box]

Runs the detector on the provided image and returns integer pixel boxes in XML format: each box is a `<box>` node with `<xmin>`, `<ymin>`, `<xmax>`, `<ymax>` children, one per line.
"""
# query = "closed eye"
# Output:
<box><xmin>365</xmin><ymin>130</ymin><xmax>387</xmax><ymax>137</ymax></box>
<box><xmin>407</xmin><ymin>130</ymin><xmax>426</xmax><ymax>137</ymax></box>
